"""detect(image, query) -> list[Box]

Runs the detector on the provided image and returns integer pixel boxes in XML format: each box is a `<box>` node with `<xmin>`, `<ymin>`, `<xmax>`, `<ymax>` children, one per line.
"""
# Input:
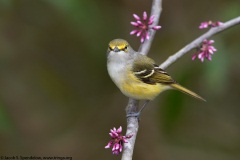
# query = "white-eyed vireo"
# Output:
<box><xmin>107</xmin><ymin>39</ymin><xmax>205</xmax><ymax>115</ymax></box>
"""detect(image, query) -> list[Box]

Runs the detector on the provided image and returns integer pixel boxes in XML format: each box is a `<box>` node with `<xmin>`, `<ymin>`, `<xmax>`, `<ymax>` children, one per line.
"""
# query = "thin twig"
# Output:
<box><xmin>121</xmin><ymin>0</ymin><xmax>163</xmax><ymax>160</ymax></box>
<box><xmin>160</xmin><ymin>16</ymin><xmax>240</xmax><ymax>69</ymax></box>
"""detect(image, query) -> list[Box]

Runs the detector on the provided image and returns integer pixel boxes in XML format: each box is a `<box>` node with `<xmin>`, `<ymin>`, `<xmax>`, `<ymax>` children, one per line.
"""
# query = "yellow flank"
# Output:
<box><xmin>119</xmin><ymin>71</ymin><xmax>170</xmax><ymax>100</ymax></box>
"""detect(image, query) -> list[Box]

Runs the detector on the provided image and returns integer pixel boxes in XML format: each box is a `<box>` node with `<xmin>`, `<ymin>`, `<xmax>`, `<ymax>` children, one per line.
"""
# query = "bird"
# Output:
<box><xmin>107</xmin><ymin>39</ymin><xmax>205</xmax><ymax>116</ymax></box>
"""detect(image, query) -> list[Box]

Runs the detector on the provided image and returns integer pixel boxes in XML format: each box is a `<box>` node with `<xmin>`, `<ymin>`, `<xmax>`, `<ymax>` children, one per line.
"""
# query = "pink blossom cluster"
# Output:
<box><xmin>193</xmin><ymin>20</ymin><xmax>222</xmax><ymax>62</ymax></box>
<box><xmin>192</xmin><ymin>39</ymin><xmax>217</xmax><ymax>62</ymax></box>
<box><xmin>130</xmin><ymin>11</ymin><xmax>161</xmax><ymax>43</ymax></box>
<box><xmin>105</xmin><ymin>126</ymin><xmax>133</xmax><ymax>155</ymax></box>
<box><xmin>199</xmin><ymin>21</ymin><xmax>223</xmax><ymax>29</ymax></box>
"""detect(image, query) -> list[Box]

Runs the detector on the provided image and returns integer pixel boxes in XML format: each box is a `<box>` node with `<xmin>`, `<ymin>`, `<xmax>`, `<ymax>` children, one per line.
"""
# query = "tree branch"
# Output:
<box><xmin>121</xmin><ymin>100</ymin><xmax>139</xmax><ymax>160</ymax></box>
<box><xmin>122</xmin><ymin>0</ymin><xmax>163</xmax><ymax>160</ymax></box>
<box><xmin>160</xmin><ymin>16</ymin><xmax>240</xmax><ymax>69</ymax></box>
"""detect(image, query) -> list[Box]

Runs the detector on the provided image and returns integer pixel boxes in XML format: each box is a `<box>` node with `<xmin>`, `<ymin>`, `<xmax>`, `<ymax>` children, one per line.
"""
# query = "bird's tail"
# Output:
<box><xmin>170</xmin><ymin>83</ymin><xmax>206</xmax><ymax>102</ymax></box>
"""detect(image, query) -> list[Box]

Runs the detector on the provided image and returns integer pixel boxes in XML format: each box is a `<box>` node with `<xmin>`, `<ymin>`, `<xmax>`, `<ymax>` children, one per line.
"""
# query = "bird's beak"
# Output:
<box><xmin>113</xmin><ymin>47</ymin><xmax>120</xmax><ymax>52</ymax></box>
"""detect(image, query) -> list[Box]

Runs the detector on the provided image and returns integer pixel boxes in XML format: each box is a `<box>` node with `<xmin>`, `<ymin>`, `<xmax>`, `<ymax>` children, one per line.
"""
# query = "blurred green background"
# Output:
<box><xmin>0</xmin><ymin>0</ymin><xmax>239</xmax><ymax>159</ymax></box>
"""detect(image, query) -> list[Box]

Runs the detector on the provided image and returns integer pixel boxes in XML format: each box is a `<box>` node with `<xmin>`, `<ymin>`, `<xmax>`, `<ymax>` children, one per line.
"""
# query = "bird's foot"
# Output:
<box><xmin>126</xmin><ymin>112</ymin><xmax>141</xmax><ymax>121</ymax></box>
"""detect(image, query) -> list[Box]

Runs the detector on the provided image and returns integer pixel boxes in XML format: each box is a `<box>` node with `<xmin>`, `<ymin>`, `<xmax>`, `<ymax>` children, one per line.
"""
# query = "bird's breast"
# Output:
<box><xmin>107</xmin><ymin>61</ymin><xmax>127</xmax><ymax>87</ymax></box>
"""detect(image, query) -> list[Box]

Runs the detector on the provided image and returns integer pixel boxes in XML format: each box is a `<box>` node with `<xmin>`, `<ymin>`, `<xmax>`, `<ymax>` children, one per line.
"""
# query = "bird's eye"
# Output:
<box><xmin>124</xmin><ymin>46</ymin><xmax>128</xmax><ymax>50</ymax></box>
<box><xmin>108</xmin><ymin>46</ymin><xmax>113</xmax><ymax>51</ymax></box>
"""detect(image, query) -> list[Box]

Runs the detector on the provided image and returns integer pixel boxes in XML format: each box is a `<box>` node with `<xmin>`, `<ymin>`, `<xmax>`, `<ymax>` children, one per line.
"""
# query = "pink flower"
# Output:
<box><xmin>130</xmin><ymin>11</ymin><xmax>161</xmax><ymax>43</ymax></box>
<box><xmin>192</xmin><ymin>39</ymin><xmax>217</xmax><ymax>62</ymax></box>
<box><xmin>199</xmin><ymin>20</ymin><xmax>223</xmax><ymax>29</ymax></box>
<box><xmin>105</xmin><ymin>126</ymin><xmax>133</xmax><ymax>155</ymax></box>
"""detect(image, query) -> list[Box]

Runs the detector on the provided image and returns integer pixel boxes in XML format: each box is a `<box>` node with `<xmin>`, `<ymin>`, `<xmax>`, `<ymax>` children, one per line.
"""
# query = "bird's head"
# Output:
<box><xmin>107</xmin><ymin>39</ymin><xmax>130</xmax><ymax>54</ymax></box>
